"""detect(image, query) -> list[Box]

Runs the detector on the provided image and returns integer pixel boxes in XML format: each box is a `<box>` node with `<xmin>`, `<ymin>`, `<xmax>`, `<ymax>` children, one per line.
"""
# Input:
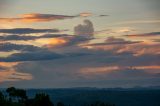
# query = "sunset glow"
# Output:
<box><xmin>0</xmin><ymin>0</ymin><xmax>159</xmax><ymax>88</ymax></box>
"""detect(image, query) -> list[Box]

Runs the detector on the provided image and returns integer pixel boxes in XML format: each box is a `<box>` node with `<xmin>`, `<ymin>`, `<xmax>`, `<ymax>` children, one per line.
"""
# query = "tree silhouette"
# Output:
<box><xmin>0</xmin><ymin>91</ymin><xmax>5</xmax><ymax>105</ymax></box>
<box><xmin>57</xmin><ymin>101</ymin><xmax>64</xmax><ymax>106</ymax></box>
<box><xmin>6</xmin><ymin>87</ymin><xmax>16</xmax><ymax>102</ymax></box>
<box><xmin>6</xmin><ymin>87</ymin><xmax>28</xmax><ymax>103</ymax></box>
<box><xmin>33</xmin><ymin>93</ymin><xmax>54</xmax><ymax>106</ymax></box>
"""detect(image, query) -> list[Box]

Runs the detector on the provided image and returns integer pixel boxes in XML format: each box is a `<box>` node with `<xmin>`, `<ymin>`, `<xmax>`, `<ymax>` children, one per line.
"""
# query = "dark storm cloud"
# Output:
<box><xmin>0</xmin><ymin>28</ymin><xmax>60</xmax><ymax>34</ymax></box>
<box><xmin>0</xmin><ymin>34</ymin><xmax>71</xmax><ymax>41</ymax></box>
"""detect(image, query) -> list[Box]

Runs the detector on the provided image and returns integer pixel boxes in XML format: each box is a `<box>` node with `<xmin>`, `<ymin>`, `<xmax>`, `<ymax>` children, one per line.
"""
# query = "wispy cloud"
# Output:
<box><xmin>0</xmin><ymin>43</ymin><xmax>45</xmax><ymax>52</ymax></box>
<box><xmin>125</xmin><ymin>32</ymin><xmax>160</xmax><ymax>37</ymax></box>
<box><xmin>0</xmin><ymin>13</ymin><xmax>92</xmax><ymax>23</ymax></box>
<box><xmin>0</xmin><ymin>62</ymin><xmax>32</xmax><ymax>83</ymax></box>
<box><xmin>0</xmin><ymin>34</ymin><xmax>71</xmax><ymax>41</ymax></box>
<box><xmin>87</xmin><ymin>36</ymin><xmax>141</xmax><ymax>46</ymax></box>
<box><xmin>0</xmin><ymin>28</ymin><xmax>61</xmax><ymax>34</ymax></box>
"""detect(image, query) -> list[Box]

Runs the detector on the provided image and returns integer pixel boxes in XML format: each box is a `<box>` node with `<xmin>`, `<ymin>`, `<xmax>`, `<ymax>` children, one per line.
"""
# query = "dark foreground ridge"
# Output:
<box><xmin>0</xmin><ymin>87</ymin><xmax>115</xmax><ymax>106</ymax></box>
<box><xmin>1</xmin><ymin>87</ymin><xmax>160</xmax><ymax>106</ymax></box>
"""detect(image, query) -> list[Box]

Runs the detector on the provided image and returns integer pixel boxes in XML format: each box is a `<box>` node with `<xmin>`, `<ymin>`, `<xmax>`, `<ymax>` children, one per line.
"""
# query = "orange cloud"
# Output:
<box><xmin>116</xmin><ymin>41</ymin><xmax>160</xmax><ymax>56</ymax></box>
<box><xmin>80</xmin><ymin>66</ymin><xmax>120</xmax><ymax>75</ymax></box>
<box><xmin>36</xmin><ymin>38</ymin><xmax>68</xmax><ymax>48</ymax></box>
<box><xmin>49</xmin><ymin>38</ymin><xmax>67</xmax><ymax>46</ymax></box>
<box><xmin>133</xmin><ymin>66</ymin><xmax>160</xmax><ymax>73</ymax></box>
<box><xmin>85</xmin><ymin>37</ymin><xmax>160</xmax><ymax>56</ymax></box>
<box><xmin>79</xmin><ymin>12</ymin><xmax>92</xmax><ymax>17</ymax></box>
<box><xmin>0</xmin><ymin>62</ymin><xmax>33</xmax><ymax>83</ymax></box>
<box><xmin>0</xmin><ymin>69</ymin><xmax>33</xmax><ymax>83</ymax></box>
<box><xmin>0</xmin><ymin>12</ymin><xmax>93</xmax><ymax>23</ymax></box>
<box><xmin>0</xmin><ymin>62</ymin><xmax>18</xmax><ymax>68</ymax></box>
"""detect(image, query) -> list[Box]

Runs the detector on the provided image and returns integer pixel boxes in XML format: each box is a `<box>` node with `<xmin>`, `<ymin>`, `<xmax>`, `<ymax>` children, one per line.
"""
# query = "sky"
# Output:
<box><xmin>0</xmin><ymin>0</ymin><xmax>160</xmax><ymax>88</ymax></box>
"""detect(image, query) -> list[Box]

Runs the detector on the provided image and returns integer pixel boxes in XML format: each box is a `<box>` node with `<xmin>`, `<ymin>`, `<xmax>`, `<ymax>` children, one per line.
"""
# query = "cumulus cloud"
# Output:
<box><xmin>45</xmin><ymin>21</ymin><xmax>95</xmax><ymax>49</ymax></box>
<box><xmin>74</xmin><ymin>20</ymin><xmax>94</xmax><ymax>36</ymax></box>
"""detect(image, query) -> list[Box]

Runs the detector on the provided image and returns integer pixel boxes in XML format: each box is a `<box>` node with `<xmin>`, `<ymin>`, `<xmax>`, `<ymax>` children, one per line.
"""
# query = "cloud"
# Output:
<box><xmin>0</xmin><ymin>43</ymin><xmax>45</xmax><ymax>52</ymax></box>
<box><xmin>74</xmin><ymin>20</ymin><xmax>94</xmax><ymax>36</ymax></box>
<box><xmin>153</xmin><ymin>39</ymin><xmax>160</xmax><ymax>42</ymax></box>
<box><xmin>84</xmin><ymin>37</ymin><xmax>160</xmax><ymax>56</ymax></box>
<box><xmin>10</xmin><ymin>50</ymin><xmax>160</xmax><ymax>87</ymax></box>
<box><xmin>0</xmin><ymin>34</ymin><xmax>71</xmax><ymax>41</ymax></box>
<box><xmin>125</xmin><ymin>32</ymin><xmax>160</xmax><ymax>37</ymax></box>
<box><xmin>79</xmin><ymin>12</ymin><xmax>92</xmax><ymax>17</ymax></box>
<box><xmin>0</xmin><ymin>69</ymin><xmax>33</xmax><ymax>82</ymax></box>
<box><xmin>0</xmin><ymin>42</ymin><xmax>66</xmax><ymax>62</ymax></box>
<box><xmin>45</xmin><ymin>20</ymin><xmax>95</xmax><ymax>49</ymax></box>
<box><xmin>99</xmin><ymin>15</ymin><xmax>109</xmax><ymax>17</ymax></box>
<box><xmin>0</xmin><ymin>62</ymin><xmax>32</xmax><ymax>83</ymax></box>
<box><xmin>0</xmin><ymin>13</ymin><xmax>92</xmax><ymax>23</ymax></box>
<box><xmin>1</xmin><ymin>36</ymin><xmax>160</xmax><ymax>87</ymax></box>
<box><xmin>87</xmin><ymin>36</ymin><xmax>141</xmax><ymax>46</ymax></box>
<box><xmin>0</xmin><ymin>13</ymin><xmax>76</xmax><ymax>22</ymax></box>
<box><xmin>0</xmin><ymin>51</ymin><xmax>64</xmax><ymax>62</ymax></box>
<box><xmin>0</xmin><ymin>28</ymin><xmax>60</xmax><ymax>34</ymax></box>
<box><xmin>116</xmin><ymin>42</ymin><xmax>160</xmax><ymax>56</ymax></box>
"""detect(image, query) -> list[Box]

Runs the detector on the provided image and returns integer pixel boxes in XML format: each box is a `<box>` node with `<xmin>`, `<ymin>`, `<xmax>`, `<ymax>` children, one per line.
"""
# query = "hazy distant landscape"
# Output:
<box><xmin>26</xmin><ymin>88</ymin><xmax>160</xmax><ymax>106</ymax></box>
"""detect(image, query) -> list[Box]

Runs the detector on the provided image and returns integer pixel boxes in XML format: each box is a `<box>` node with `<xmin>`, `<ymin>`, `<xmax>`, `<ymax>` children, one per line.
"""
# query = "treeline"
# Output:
<box><xmin>0</xmin><ymin>87</ymin><xmax>115</xmax><ymax>106</ymax></box>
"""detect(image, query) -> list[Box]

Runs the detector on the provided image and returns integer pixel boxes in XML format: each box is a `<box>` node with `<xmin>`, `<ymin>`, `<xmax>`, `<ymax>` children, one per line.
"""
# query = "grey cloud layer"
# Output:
<box><xmin>1</xmin><ymin>19</ymin><xmax>160</xmax><ymax>88</ymax></box>
<box><xmin>0</xmin><ymin>51</ymin><xmax>64</xmax><ymax>62</ymax></box>
<box><xmin>0</xmin><ymin>43</ymin><xmax>45</xmax><ymax>52</ymax></box>
<box><xmin>125</xmin><ymin>32</ymin><xmax>160</xmax><ymax>37</ymax></box>
<box><xmin>0</xmin><ymin>34</ymin><xmax>71</xmax><ymax>41</ymax></box>
<box><xmin>0</xmin><ymin>28</ymin><xmax>60</xmax><ymax>34</ymax></box>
